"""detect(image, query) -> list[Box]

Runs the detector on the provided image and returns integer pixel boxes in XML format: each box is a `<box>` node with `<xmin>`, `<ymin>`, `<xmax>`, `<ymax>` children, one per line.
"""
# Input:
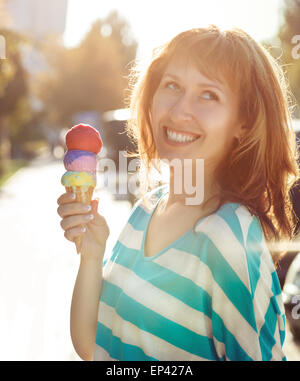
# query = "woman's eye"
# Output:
<box><xmin>201</xmin><ymin>91</ymin><xmax>219</xmax><ymax>101</ymax></box>
<box><xmin>164</xmin><ymin>81</ymin><xmax>180</xmax><ymax>91</ymax></box>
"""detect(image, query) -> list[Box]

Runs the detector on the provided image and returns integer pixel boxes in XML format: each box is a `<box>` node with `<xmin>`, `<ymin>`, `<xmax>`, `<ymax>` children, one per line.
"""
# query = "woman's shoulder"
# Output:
<box><xmin>194</xmin><ymin>202</ymin><xmax>275</xmax><ymax>291</ymax></box>
<box><xmin>195</xmin><ymin>202</ymin><xmax>263</xmax><ymax>249</ymax></box>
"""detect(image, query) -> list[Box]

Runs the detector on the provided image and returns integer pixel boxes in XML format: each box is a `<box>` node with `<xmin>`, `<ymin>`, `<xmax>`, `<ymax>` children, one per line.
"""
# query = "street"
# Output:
<box><xmin>0</xmin><ymin>150</ymin><xmax>300</xmax><ymax>361</ymax></box>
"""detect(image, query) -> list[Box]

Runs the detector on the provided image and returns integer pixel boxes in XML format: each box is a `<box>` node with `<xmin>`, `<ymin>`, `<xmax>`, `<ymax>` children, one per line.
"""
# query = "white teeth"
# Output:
<box><xmin>166</xmin><ymin>128</ymin><xmax>199</xmax><ymax>143</ymax></box>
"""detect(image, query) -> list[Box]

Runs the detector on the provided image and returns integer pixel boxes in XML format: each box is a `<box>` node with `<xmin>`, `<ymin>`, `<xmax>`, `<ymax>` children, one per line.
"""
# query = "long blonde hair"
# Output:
<box><xmin>125</xmin><ymin>25</ymin><xmax>300</xmax><ymax>265</ymax></box>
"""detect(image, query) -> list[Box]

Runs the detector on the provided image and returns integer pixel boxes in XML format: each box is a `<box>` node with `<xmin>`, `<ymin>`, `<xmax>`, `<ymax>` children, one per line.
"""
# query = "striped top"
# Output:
<box><xmin>93</xmin><ymin>184</ymin><xmax>286</xmax><ymax>361</ymax></box>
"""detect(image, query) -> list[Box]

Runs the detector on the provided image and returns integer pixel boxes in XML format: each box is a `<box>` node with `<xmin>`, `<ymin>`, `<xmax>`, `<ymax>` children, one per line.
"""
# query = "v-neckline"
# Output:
<box><xmin>140</xmin><ymin>186</ymin><xmax>205</xmax><ymax>261</ymax></box>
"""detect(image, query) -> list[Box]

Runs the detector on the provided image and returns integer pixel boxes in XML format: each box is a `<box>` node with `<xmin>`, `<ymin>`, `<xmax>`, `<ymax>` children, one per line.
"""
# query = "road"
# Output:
<box><xmin>0</xmin><ymin>150</ymin><xmax>299</xmax><ymax>360</ymax></box>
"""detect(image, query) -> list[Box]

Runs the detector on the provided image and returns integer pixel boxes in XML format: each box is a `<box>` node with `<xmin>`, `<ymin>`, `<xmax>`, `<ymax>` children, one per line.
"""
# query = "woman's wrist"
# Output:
<box><xmin>80</xmin><ymin>251</ymin><xmax>105</xmax><ymax>266</ymax></box>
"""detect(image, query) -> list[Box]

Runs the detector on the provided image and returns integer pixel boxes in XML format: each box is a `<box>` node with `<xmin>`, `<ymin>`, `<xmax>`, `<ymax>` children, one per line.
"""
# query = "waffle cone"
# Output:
<box><xmin>65</xmin><ymin>186</ymin><xmax>94</xmax><ymax>254</ymax></box>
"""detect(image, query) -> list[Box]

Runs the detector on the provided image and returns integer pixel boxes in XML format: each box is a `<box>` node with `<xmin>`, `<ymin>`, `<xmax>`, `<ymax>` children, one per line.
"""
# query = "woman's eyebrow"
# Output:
<box><xmin>163</xmin><ymin>72</ymin><xmax>225</xmax><ymax>94</ymax></box>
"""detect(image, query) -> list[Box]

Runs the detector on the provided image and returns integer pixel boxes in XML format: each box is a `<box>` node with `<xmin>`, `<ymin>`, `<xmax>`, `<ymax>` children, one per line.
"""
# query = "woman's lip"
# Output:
<box><xmin>163</xmin><ymin>125</ymin><xmax>201</xmax><ymax>138</ymax></box>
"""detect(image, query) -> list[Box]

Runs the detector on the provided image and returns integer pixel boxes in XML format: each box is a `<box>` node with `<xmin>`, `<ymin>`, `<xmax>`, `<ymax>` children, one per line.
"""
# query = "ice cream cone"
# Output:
<box><xmin>62</xmin><ymin>124</ymin><xmax>102</xmax><ymax>254</ymax></box>
<box><xmin>65</xmin><ymin>185</ymin><xmax>94</xmax><ymax>254</ymax></box>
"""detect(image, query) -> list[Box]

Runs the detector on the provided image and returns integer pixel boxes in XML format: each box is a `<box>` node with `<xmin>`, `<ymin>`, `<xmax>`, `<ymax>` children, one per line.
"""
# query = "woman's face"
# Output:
<box><xmin>151</xmin><ymin>57</ymin><xmax>244</xmax><ymax>170</ymax></box>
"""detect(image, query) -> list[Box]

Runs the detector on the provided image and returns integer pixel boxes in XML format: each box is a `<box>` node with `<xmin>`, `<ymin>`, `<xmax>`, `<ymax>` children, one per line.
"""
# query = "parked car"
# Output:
<box><xmin>102</xmin><ymin>108</ymin><xmax>138</xmax><ymax>206</ymax></box>
<box><xmin>282</xmin><ymin>253</ymin><xmax>300</xmax><ymax>340</ymax></box>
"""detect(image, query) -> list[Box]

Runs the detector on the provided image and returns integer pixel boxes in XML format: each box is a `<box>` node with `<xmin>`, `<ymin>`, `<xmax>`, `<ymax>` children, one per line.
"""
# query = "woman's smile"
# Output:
<box><xmin>163</xmin><ymin>126</ymin><xmax>202</xmax><ymax>146</ymax></box>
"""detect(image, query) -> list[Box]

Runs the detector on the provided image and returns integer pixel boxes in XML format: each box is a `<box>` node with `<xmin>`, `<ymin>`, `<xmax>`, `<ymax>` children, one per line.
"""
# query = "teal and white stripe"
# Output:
<box><xmin>93</xmin><ymin>185</ymin><xmax>286</xmax><ymax>361</ymax></box>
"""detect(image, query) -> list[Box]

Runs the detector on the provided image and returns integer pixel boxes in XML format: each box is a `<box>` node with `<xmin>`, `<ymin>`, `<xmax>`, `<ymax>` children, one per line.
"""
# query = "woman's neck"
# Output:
<box><xmin>159</xmin><ymin>164</ymin><xmax>221</xmax><ymax>214</ymax></box>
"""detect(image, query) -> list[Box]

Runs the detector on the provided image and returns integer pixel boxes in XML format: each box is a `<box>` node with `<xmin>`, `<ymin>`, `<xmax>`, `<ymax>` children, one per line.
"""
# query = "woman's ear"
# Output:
<box><xmin>234</xmin><ymin>122</ymin><xmax>247</xmax><ymax>144</ymax></box>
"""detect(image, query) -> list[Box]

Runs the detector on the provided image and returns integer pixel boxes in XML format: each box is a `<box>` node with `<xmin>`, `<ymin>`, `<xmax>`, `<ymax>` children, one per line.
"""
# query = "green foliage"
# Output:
<box><xmin>0</xmin><ymin>29</ymin><xmax>28</xmax><ymax>115</ymax></box>
<box><xmin>0</xmin><ymin>158</ymin><xmax>28</xmax><ymax>188</ymax></box>
<box><xmin>0</xmin><ymin>28</ymin><xmax>31</xmax><ymax>176</ymax></box>
<box><xmin>8</xmin><ymin>97</ymin><xmax>37</xmax><ymax>141</ymax></box>
<box><xmin>38</xmin><ymin>10</ymin><xmax>137</xmax><ymax>126</ymax></box>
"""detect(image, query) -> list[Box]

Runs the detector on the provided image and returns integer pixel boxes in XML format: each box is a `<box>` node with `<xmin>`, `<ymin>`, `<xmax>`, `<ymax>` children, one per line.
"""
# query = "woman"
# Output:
<box><xmin>57</xmin><ymin>25</ymin><xmax>299</xmax><ymax>361</ymax></box>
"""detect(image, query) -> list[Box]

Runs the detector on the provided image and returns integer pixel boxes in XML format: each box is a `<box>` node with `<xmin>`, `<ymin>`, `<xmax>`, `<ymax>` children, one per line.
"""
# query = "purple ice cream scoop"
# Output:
<box><xmin>63</xmin><ymin>149</ymin><xmax>97</xmax><ymax>173</ymax></box>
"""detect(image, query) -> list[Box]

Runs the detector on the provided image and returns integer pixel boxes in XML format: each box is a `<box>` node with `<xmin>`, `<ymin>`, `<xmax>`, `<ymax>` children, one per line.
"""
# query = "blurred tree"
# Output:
<box><xmin>38</xmin><ymin>10</ymin><xmax>137</xmax><ymax>127</ymax></box>
<box><xmin>0</xmin><ymin>29</ymin><xmax>29</xmax><ymax>175</ymax></box>
<box><xmin>103</xmin><ymin>10</ymin><xmax>137</xmax><ymax>76</ymax></box>
<box><xmin>277</xmin><ymin>0</ymin><xmax>300</xmax><ymax>117</ymax></box>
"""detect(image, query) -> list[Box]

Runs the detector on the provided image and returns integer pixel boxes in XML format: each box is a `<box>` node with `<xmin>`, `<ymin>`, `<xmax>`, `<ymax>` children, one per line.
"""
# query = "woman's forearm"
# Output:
<box><xmin>70</xmin><ymin>255</ymin><xmax>104</xmax><ymax>361</ymax></box>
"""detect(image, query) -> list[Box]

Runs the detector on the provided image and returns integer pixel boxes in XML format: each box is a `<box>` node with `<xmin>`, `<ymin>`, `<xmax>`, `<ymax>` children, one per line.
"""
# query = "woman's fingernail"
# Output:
<box><xmin>84</xmin><ymin>205</ymin><xmax>91</xmax><ymax>211</ymax></box>
<box><xmin>81</xmin><ymin>226</ymin><xmax>86</xmax><ymax>232</ymax></box>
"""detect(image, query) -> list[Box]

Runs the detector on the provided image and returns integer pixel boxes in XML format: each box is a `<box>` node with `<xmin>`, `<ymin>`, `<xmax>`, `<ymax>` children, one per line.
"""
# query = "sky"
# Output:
<box><xmin>64</xmin><ymin>0</ymin><xmax>284</xmax><ymax>60</ymax></box>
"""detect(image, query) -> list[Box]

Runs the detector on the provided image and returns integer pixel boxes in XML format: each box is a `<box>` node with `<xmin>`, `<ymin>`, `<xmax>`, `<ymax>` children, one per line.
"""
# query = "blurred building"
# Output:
<box><xmin>3</xmin><ymin>0</ymin><xmax>68</xmax><ymax>41</ymax></box>
<box><xmin>2</xmin><ymin>0</ymin><xmax>68</xmax><ymax>75</ymax></box>
<box><xmin>2</xmin><ymin>0</ymin><xmax>69</xmax><ymax>110</ymax></box>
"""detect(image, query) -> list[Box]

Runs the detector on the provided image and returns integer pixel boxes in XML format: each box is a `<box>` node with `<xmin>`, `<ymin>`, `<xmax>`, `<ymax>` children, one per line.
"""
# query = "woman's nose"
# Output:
<box><xmin>169</xmin><ymin>94</ymin><xmax>194</xmax><ymax>123</ymax></box>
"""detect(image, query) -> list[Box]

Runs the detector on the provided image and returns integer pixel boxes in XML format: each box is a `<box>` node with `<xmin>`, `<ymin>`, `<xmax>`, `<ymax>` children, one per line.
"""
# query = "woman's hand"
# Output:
<box><xmin>57</xmin><ymin>192</ymin><xmax>110</xmax><ymax>261</ymax></box>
